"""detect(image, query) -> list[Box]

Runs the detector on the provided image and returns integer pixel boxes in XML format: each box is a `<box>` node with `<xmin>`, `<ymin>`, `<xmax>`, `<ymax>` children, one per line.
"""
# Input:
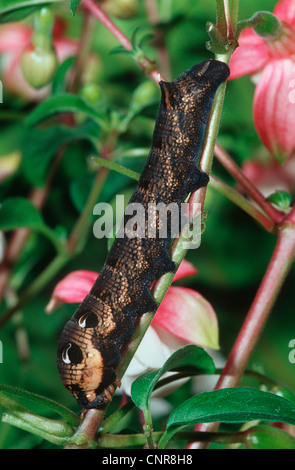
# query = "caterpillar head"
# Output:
<box><xmin>190</xmin><ymin>59</ymin><xmax>230</xmax><ymax>88</ymax></box>
<box><xmin>57</xmin><ymin>316</ymin><xmax>116</xmax><ymax>408</ymax></box>
<box><xmin>159</xmin><ymin>59</ymin><xmax>230</xmax><ymax>115</ymax></box>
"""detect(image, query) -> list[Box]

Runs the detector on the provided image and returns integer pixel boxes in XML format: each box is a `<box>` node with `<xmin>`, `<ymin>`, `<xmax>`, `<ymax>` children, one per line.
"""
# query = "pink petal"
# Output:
<box><xmin>152</xmin><ymin>286</ymin><xmax>219</xmax><ymax>349</ymax></box>
<box><xmin>46</xmin><ymin>270</ymin><xmax>98</xmax><ymax>312</ymax></box>
<box><xmin>172</xmin><ymin>259</ymin><xmax>197</xmax><ymax>283</ymax></box>
<box><xmin>229</xmin><ymin>29</ymin><xmax>270</xmax><ymax>79</ymax></box>
<box><xmin>122</xmin><ymin>325</ymin><xmax>191</xmax><ymax>399</ymax></box>
<box><xmin>54</xmin><ymin>37</ymin><xmax>79</xmax><ymax>62</ymax></box>
<box><xmin>0</xmin><ymin>23</ymin><xmax>31</xmax><ymax>53</ymax></box>
<box><xmin>274</xmin><ymin>0</ymin><xmax>295</xmax><ymax>27</ymax></box>
<box><xmin>253</xmin><ymin>58</ymin><xmax>295</xmax><ymax>161</ymax></box>
<box><xmin>242</xmin><ymin>158</ymin><xmax>291</xmax><ymax>197</ymax></box>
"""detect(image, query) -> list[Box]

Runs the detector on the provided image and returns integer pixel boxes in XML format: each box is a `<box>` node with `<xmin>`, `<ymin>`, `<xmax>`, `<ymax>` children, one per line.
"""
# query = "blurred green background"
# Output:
<box><xmin>1</xmin><ymin>0</ymin><xmax>294</xmax><ymax>449</ymax></box>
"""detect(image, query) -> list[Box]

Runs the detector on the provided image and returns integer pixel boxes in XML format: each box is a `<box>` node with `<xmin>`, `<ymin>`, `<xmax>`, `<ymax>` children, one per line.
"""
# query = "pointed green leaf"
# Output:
<box><xmin>131</xmin><ymin>345</ymin><xmax>215</xmax><ymax>414</ymax></box>
<box><xmin>22</xmin><ymin>123</ymin><xmax>98</xmax><ymax>187</ymax></box>
<box><xmin>159</xmin><ymin>387</ymin><xmax>295</xmax><ymax>448</ymax></box>
<box><xmin>0</xmin><ymin>198</ymin><xmax>62</xmax><ymax>251</ymax></box>
<box><xmin>244</xmin><ymin>425</ymin><xmax>295</xmax><ymax>449</ymax></box>
<box><xmin>0</xmin><ymin>391</ymin><xmax>74</xmax><ymax>446</ymax></box>
<box><xmin>0</xmin><ymin>385</ymin><xmax>79</xmax><ymax>427</ymax></box>
<box><xmin>0</xmin><ymin>198</ymin><xmax>45</xmax><ymax>231</ymax></box>
<box><xmin>267</xmin><ymin>190</ymin><xmax>292</xmax><ymax>212</ymax></box>
<box><xmin>26</xmin><ymin>93</ymin><xmax>102</xmax><ymax>127</ymax></box>
<box><xmin>70</xmin><ymin>0</ymin><xmax>81</xmax><ymax>15</ymax></box>
<box><xmin>0</xmin><ymin>1</ymin><xmax>62</xmax><ymax>23</ymax></box>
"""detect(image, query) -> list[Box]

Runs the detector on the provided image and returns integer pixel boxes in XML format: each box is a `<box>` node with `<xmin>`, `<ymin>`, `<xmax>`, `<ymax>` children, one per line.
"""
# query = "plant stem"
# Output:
<box><xmin>214</xmin><ymin>142</ymin><xmax>285</xmax><ymax>225</ymax></box>
<box><xmin>188</xmin><ymin>206</ymin><xmax>295</xmax><ymax>448</ymax></box>
<box><xmin>0</xmin><ymin>149</ymin><xmax>64</xmax><ymax>302</ymax></box>
<box><xmin>143</xmin><ymin>412</ymin><xmax>155</xmax><ymax>449</ymax></box>
<box><xmin>0</xmin><ymin>252</ymin><xmax>71</xmax><ymax>328</ymax></box>
<box><xmin>216</xmin><ymin>0</ymin><xmax>227</xmax><ymax>37</ymax></box>
<box><xmin>67</xmin><ymin>166</ymin><xmax>109</xmax><ymax>254</ymax></box>
<box><xmin>83</xmin><ymin>0</ymin><xmax>132</xmax><ymax>51</ymax></box>
<box><xmin>0</xmin><ymin>164</ymin><xmax>109</xmax><ymax>328</ymax></box>
<box><xmin>144</xmin><ymin>0</ymin><xmax>172</xmax><ymax>80</ymax></box>
<box><xmin>96</xmin><ymin>429</ymin><xmax>246</xmax><ymax>448</ymax></box>
<box><xmin>230</xmin><ymin>0</ymin><xmax>240</xmax><ymax>37</ymax></box>
<box><xmin>200</xmin><ymin>72</ymin><xmax>229</xmax><ymax>176</ymax></box>
<box><xmin>101</xmin><ymin>399</ymin><xmax>135</xmax><ymax>434</ymax></box>
<box><xmin>94</xmin><ymin>156</ymin><xmax>140</xmax><ymax>181</ymax></box>
<box><xmin>65</xmin><ymin>408</ymin><xmax>105</xmax><ymax>448</ymax></box>
<box><xmin>69</xmin><ymin>9</ymin><xmax>95</xmax><ymax>93</ymax></box>
<box><xmin>209</xmin><ymin>175</ymin><xmax>275</xmax><ymax>232</ymax></box>
<box><xmin>82</xmin><ymin>0</ymin><xmax>162</xmax><ymax>83</ymax></box>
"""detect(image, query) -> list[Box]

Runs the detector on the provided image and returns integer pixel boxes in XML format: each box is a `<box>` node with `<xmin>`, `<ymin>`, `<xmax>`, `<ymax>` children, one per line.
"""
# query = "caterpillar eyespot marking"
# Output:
<box><xmin>61</xmin><ymin>343</ymin><xmax>72</xmax><ymax>364</ymax></box>
<box><xmin>78</xmin><ymin>311</ymin><xmax>98</xmax><ymax>328</ymax></box>
<box><xmin>57</xmin><ymin>59</ymin><xmax>230</xmax><ymax>409</ymax></box>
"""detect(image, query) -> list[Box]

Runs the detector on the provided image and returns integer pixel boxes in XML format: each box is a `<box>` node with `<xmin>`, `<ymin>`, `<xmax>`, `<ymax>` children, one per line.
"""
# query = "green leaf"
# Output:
<box><xmin>22</xmin><ymin>123</ymin><xmax>98</xmax><ymax>187</ymax></box>
<box><xmin>0</xmin><ymin>384</ymin><xmax>79</xmax><ymax>427</ymax></box>
<box><xmin>244</xmin><ymin>424</ymin><xmax>295</xmax><ymax>450</ymax></box>
<box><xmin>94</xmin><ymin>157</ymin><xmax>140</xmax><ymax>181</ymax></box>
<box><xmin>2</xmin><ymin>413</ymin><xmax>70</xmax><ymax>446</ymax></box>
<box><xmin>0</xmin><ymin>198</ymin><xmax>62</xmax><ymax>250</ymax></box>
<box><xmin>0</xmin><ymin>391</ymin><xmax>74</xmax><ymax>446</ymax></box>
<box><xmin>0</xmin><ymin>0</ymin><xmax>62</xmax><ymax>23</ymax></box>
<box><xmin>70</xmin><ymin>0</ymin><xmax>81</xmax><ymax>16</ymax></box>
<box><xmin>130</xmin><ymin>26</ymin><xmax>153</xmax><ymax>51</ymax></box>
<box><xmin>131</xmin><ymin>345</ymin><xmax>215</xmax><ymax>415</ymax></box>
<box><xmin>159</xmin><ymin>387</ymin><xmax>295</xmax><ymax>448</ymax></box>
<box><xmin>51</xmin><ymin>57</ymin><xmax>76</xmax><ymax>95</ymax></box>
<box><xmin>266</xmin><ymin>190</ymin><xmax>292</xmax><ymax>212</ymax></box>
<box><xmin>110</xmin><ymin>46</ymin><xmax>133</xmax><ymax>56</ymax></box>
<box><xmin>0</xmin><ymin>198</ymin><xmax>46</xmax><ymax>231</ymax></box>
<box><xmin>26</xmin><ymin>93</ymin><xmax>103</xmax><ymax>127</ymax></box>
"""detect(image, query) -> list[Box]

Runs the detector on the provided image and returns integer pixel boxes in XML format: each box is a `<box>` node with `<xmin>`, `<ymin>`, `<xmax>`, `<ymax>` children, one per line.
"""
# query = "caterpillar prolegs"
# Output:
<box><xmin>57</xmin><ymin>59</ymin><xmax>230</xmax><ymax>408</ymax></box>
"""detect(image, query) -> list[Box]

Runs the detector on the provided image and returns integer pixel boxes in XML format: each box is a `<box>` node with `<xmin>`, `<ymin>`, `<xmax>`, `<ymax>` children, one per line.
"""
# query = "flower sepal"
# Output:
<box><xmin>206</xmin><ymin>22</ymin><xmax>237</xmax><ymax>54</ymax></box>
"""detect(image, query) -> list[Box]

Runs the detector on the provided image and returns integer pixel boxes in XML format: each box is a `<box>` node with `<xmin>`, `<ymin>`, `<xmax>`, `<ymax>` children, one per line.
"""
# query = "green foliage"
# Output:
<box><xmin>244</xmin><ymin>425</ymin><xmax>295</xmax><ymax>449</ymax></box>
<box><xmin>131</xmin><ymin>346</ymin><xmax>215</xmax><ymax>414</ymax></box>
<box><xmin>26</xmin><ymin>93</ymin><xmax>104</xmax><ymax>127</ymax></box>
<box><xmin>0</xmin><ymin>198</ymin><xmax>63</xmax><ymax>251</ymax></box>
<box><xmin>70</xmin><ymin>0</ymin><xmax>81</xmax><ymax>16</ymax></box>
<box><xmin>0</xmin><ymin>0</ymin><xmax>62</xmax><ymax>23</ymax></box>
<box><xmin>0</xmin><ymin>0</ymin><xmax>293</xmax><ymax>451</ymax></box>
<box><xmin>159</xmin><ymin>387</ymin><xmax>295</xmax><ymax>448</ymax></box>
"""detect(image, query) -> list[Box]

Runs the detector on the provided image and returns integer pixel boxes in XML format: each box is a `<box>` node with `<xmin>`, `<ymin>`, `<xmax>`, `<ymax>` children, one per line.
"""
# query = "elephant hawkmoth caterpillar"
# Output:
<box><xmin>57</xmin><ymin>59</ymin><xmax>230</xmax><ymax>408</ymax></box>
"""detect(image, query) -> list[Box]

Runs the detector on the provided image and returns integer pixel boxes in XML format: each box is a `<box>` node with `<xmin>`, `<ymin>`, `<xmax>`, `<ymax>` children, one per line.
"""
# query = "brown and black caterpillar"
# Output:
<box><xmin>57</xmin><ymin>60</ymin><xmax>230</xmax><ymax>408</ymax></box>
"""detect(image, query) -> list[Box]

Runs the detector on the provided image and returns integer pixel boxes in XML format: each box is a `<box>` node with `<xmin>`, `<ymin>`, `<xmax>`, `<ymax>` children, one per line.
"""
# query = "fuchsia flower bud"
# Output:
<box><xmin>21</xmin><ymin>42</ymin><xmax>58</xmax><ymax>89</ymax></box>
<box><xmin>229</xmin><ymin>0</ymin><xmax>295</xmax><ymax>162</ymax></box>
<box><xmin>0</xmin><ymin>16</ymin><xmax>78</xmax><ymax>100</ymax></box>
<box><xmin>253</xmin><ymin>58</ymin><xmax>295</xmax><ymax>162</ymax></box>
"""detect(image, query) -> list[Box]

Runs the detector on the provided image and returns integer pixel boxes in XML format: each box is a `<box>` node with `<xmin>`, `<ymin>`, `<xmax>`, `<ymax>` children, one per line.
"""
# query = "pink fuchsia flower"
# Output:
<box><xmin>229</xmin><ymin>0</ymin><xmax>295</xmax><ymax>162</ymax></box>
<box><xmin>241</xmin><ymin>154</ymin><xmax>295</xmax><ymax>197</ymax></box>
<box><xmin>47</xmin><ymin>260</ymin><xmax>219</xmax><ymax>396</ymax></box>
<box><xmin>0</xmin><ymin>18</ymin><xmax>78</xmax><ymax>101</ymax></box>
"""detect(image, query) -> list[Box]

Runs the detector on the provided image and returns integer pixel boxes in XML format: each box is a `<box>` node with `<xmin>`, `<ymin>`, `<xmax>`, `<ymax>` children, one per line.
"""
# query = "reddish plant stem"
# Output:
<box><xmin>187</xmin><ymin>205</ymin><xmax>295</xmax><ymax>449</ymax></box>
<box><xmin>0</xmin><ymin>149</ymin><xmax>63</xmax><ymax>302</ymax></box>
<box><xmin>209</xmin><ymin>174</ymin><xmax>275</xmax><ymax>232</ymax></box>
<box><xmin>144</xmin><ymin>0</ymin><xmax>172</xmax><ymax>81</ymax></box>
<box><xmin>82</xmin><ymin>0</ymin><xmax>162</xmax><ymax>83</ymax></box>
<box><xmin>214</xmin><ymin>142</ymin><xmax>285</xmax><ymax>225</ymax></box>
<box><xmin>83</xmin><ymin>0</ymin><xmax>132</xmax><ymax>50</ymax></box>
<box><xmin>69</xmin><ymin>8</ymin><xmax>95</xmax><ymax>93</ymax></box>
<box><xmin>0</xmin><ymin>13</ymin><xmax>93</xmax><ymax>305</ymax></box>
<box><xmin>65</xmin><ymin>408</ymin><xmax>105</xmax><ymax>448</ymax></box>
